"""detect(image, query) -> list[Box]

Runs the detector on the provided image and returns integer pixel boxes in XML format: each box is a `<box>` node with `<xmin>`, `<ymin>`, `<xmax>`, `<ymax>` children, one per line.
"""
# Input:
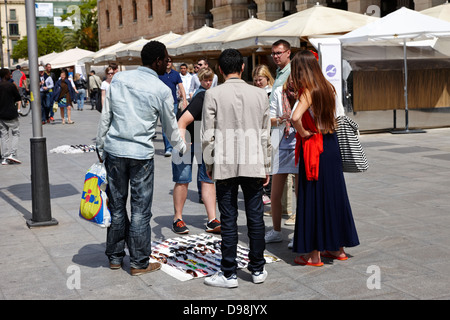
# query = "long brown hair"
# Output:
<box><xmin>290</xmin><ymin>50</ymin><xmax>336</xmax><ymax>133</ymax></box>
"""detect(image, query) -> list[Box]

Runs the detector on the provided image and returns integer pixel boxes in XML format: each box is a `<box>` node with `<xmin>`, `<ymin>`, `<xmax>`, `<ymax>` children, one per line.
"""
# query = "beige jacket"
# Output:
<box><xmin>201</xmin><ymin>78</ymin><xmax>272</xmax><ymax>180</ymax></box>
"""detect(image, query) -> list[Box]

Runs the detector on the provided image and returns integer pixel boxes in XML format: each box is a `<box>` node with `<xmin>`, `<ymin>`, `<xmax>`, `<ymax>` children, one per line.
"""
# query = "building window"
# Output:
<box><xmin>9</xmin><ymin>23</ymin><xmax>19</xmax><ymax>36</ymax></box>
<box><xmin>148</xmin><ymin>0</ymin><xmax>153</xmax><ymax>17</ymax></box>
<box><xmin>166</xmin><ymin>0</ymin><xmax>171</xmax><ymax>13</ymax></box>
<box><xmin>133</xmin><ymin>1</ymin><xmax>138</xmax><ymax>22</ymax></box>
<box><xmin>9</xmin><ymin>9</ymin><xmax>17</xmax><ymax>21</ymax></box>
<box><xmin>118</xmin><ymin>5</ymin><xmax>123</xmax><ymax>26</ymax></box>
<box><xmin>106</xmin><ymin>10</ymin><xmax>110</xmax><ymax>29</ymax></box>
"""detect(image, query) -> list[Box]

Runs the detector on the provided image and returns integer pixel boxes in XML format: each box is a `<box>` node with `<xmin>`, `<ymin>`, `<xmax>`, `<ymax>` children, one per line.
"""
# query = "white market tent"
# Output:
<box><xmin>48</xmin><ymin>47</ymin><xmax>95</xmax><ymax>69</ymax></box>
<box><xmin>223</xmin><ymin>4</ymin><xmax>378</xmax><ymax>50</ymax></box>
<box><xmin>19</xmin><ymin>51</ymin><xmax>60</xmax><ymax>69</ymax></box>
<box><xmin>339</xmin><ymin>7</ymin><xmax>450</xmax><ymax>132</ymax></box>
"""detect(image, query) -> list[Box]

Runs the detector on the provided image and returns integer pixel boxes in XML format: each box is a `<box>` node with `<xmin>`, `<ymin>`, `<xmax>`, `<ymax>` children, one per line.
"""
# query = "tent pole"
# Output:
<box><xmin>391</xmin><ymin>39</ymin><xmax>425</xmax><ymax>134</ymax></box>
<box><xmin>403</xmin><ymin>39</ymin><xmax>409</xmax><ymax>131</ymax></box>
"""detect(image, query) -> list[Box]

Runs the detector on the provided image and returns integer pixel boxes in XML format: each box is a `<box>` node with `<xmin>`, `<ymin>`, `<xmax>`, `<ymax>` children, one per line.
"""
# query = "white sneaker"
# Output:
<box><xmin>252</xmin><ymin>269</ymin><xmax>268</xmax><ymax>284</ymax></box>
<box><xmin>164</xmin><ymin>150</ymin><xmax>172</xmax><ymax>157</ymax></box>
<box><xmin>262</xmin><ymin>194</ymin><xmax>271</xmax><ymax>205</ymax></box>
<box><xmin>204</xmin><ymin>271</ymin><xmax>238</xmax><ymax>288</ymax></box>
<box><xmin>1</xmin><ymin>158</ymin><xmax>8</xmax><ymax>165</ymax></box>
<box><xmin>265</xmin><ymin>229</ymin><xmax>282</xmax><ymax>243</ymax></box>
<box><xmin>6</xmin><ymin>156</ymin><xmax>21</xmax><ymax>164</ymax></box>
<box><xmin>285</xmin><ymin>214</ymin><xmax>296</xmax><ymax>226</ymax></box>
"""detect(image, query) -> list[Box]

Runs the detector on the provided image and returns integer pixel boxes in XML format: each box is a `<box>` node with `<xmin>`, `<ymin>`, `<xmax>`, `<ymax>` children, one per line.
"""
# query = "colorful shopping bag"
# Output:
<box><xmin>79</xmin><ymin>162</ymin><xmax>111</xmax><ymax>227</ymax></box>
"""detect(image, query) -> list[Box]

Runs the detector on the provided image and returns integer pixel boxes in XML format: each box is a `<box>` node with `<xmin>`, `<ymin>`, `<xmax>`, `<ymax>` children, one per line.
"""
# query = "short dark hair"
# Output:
<box><xmin>180</xmin><ymin>63</ymin><xmax>188</xmax><ymax>68</ymax></box>
<box><xmin>141</xmin><ymin>41</ymin><xmax>166</xmax><ymax>66</ymax></box>
<box><xmin>218</xmin><ymin>49</ymin><xmax>243</xmax><ymax>76</ymax></box>
<box><xmin>272</xmin><ymin>39</ymin><xmax>291</xmax><ymax>51</ymax></box>
<box><xmin>197</xmin><ymin>57</ymin><xmax>209</xmax><ymax>65</ymax></box>
<box><xmin>0</xmin><ymin>68</ymin><xmax>10</xmax><ymax>79</ymax></box>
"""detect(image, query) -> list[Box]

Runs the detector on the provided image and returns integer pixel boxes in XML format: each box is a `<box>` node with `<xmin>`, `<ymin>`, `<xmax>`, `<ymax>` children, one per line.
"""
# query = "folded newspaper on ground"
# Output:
<box><xmin>150</xmin><ymin>233</ymin><xmax>280</xmax><ymax>281</ymax></box>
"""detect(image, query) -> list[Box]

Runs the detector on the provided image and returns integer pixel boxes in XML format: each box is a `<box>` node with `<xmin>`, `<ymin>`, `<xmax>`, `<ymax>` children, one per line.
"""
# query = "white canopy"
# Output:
<box><xmin>92</xmin><ymin>41</ymin><xmax>128</xmax><ymax>65</ymax></box>
<box><xmin>339</xmin><ymin>7</ymin><xmax>450</xmax><ymax>45</ymax></box>
<box><xmin>224</xmin><ymin>4</ymin><xmax>378</xmax><ymax>49</ymax></box>
<box><xmin>420</xmin><ymin>2</ymin><xmax>450</xmax><ymax>22</ymax></box>
<box><xmin>20</xmin><ymin>51</ymin><xmax>60</xmax><ymax>68</ymax></box>
<box><xmin>177</xmin><ymin>18</ymin><xmax>271</xmax><ymax>55</ymax></box>
<box><xmin>166</xmin><ymin>25</ymin><xmax>219</xmax><ymax>56</ymax></box>
<box><xmin>339</xmin><ymin>7</ymin><xmax>450</xmax><ymax>132</ymax></box>
<box><xmin>47</xmin><ymin>47</ymin><xmax>95</xmax><ymax>69</ymax></box>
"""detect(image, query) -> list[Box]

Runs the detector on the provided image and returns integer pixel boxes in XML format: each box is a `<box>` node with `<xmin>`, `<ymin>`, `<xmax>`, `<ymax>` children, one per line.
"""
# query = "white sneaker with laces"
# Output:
<box><xmin>265</xmin><ymin>229</ymin><xmax>282</xmax><ymax>243</ymax></box>
<box><xmin>204</xmin><ymin>271</ymin><xmax>238</xmax><ymax>288</ymax></box>
<box><xmin>6</xmin><ymin>156</ymin><xmax>21</xmax><ymax>164</ymax></box>
<box><xmin>252</xmin><ymin>269</ymin><xmax>268</xmax><ymax>284</ymax></box>
<box><xmin>262</xmin><ymin>194</ymin><xmax>271</xmax><ymax>205</ymax></box>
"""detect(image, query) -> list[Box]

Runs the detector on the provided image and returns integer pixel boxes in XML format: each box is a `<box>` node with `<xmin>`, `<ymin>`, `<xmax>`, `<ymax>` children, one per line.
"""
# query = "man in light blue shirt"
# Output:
<box><xmin>96</xmin><ymin>41</ymin><xmax>186</xmax><ymax>276</ymax></box>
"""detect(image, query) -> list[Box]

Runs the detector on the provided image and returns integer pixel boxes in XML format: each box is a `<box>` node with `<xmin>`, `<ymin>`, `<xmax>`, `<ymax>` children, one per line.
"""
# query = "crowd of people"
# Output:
<box><xmin>95</xmin><ymin>38</ymin><xmax>360</xmax><ymax>287</ymax></box>
<box><xmin>0</xmin><ymin>37</ymin><xmax>360</xmax><ymax>287</ymax></box>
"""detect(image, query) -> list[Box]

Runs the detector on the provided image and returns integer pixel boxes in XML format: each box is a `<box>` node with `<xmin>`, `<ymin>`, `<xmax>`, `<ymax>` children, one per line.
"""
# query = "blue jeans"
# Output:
<box><xmin>215</xmin><ymin>177</ymin><xmax>266</xmax><ymax>277</ymax></box>
<box><xmin>104</xmin><ymin>153</ymin><xmax>154</xmax><ymax>269</ymax></box>
<box><xmin>162</xmin><ymin>103</ymin><xmax>178</xmax><ymax>152</ymax></box>
<box><xmin>40</xmin><ymin>91</ymin><xmax>52</xmax><ymax>122</ymax></box>
<box><xmin>76</xmin><ymin>88</ymin><xmax>86</xmax><ymax>110</ymax></box>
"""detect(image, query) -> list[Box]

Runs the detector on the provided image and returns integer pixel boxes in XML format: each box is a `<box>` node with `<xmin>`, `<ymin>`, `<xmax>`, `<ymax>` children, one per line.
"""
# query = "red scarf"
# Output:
<box><xmin>295</xmin><ymin>110</ymin><xmax>323</xmax><ymax>181</ymax></box>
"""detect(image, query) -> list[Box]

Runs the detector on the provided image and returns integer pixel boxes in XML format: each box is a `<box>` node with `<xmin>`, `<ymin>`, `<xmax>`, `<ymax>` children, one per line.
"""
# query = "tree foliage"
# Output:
<box><xmin>11</xmin><ymin>0</ymin><xmax>98</xmax><ymax>60</ymax></box>
<box><xmin>61</xmin><ymin>0</ymin><xmax>98</xmax><ymax>52</ymax></box>
<box><xmin>11</xmin><ymin>25</ymin><xmax>64</xmax><ymax>60</ymax></box>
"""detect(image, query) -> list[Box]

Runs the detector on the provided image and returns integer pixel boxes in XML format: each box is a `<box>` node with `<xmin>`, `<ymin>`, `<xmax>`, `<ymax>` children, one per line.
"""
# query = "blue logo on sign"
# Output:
<box><xmin>326</xmin><ymin>65</ymin><xmax>337</xmax><ymax>78</ymax></box>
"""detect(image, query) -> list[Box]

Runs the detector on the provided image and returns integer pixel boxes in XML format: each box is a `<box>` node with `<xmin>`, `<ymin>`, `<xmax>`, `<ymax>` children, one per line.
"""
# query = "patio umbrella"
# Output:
<box><xmin>421</xmin><ymin>1</ymin><xmax>450</xmax><ymax>57</ymax></box>
<box><xmin>340</xmin><ymin>7</ymin><xmax>450</xmax><ymax>133</ymax></box>
<box><xmin>165</xmin><ymin>25</ymin><xmax>219</xmax><ymax>57</ymax></box>
<box><xmin>115</xmin><ymin>32</ymin><xmax>182</xmax><ymax>64</ymax></box>
<box><xmin>224</xmin><ymin>4</ymin><xmax>377</xmax><ymax>50</ymax></box>
<box><xmin>420</xmin><ymin>1</ymin><xmax>450</xmax><ymax>22</ymax></box>
<box><xmin>177</xmin><ymin>17</ymin><xmax>271</xmax><ymax>55</ymax></box>
<box><xmin>92</xmin><ymin>41</ymin><xmax>128</xmax><ymax>65</ymax></box>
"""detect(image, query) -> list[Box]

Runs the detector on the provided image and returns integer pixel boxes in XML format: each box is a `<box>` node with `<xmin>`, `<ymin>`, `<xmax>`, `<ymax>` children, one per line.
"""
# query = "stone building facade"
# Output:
<box><xmin>97</xmin><ymin>0</ymin><xmax>447</xmax><ymax>48</ymax></box>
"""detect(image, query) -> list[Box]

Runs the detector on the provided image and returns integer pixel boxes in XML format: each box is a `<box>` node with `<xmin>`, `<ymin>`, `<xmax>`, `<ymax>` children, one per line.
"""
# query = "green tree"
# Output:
<box><xmin>61</xmin><ymin>0</ymin><xmax>98</xmax><ymax>52</ymax></box>
<box><xmin>11</xmin><ymin>25</ymin><xmax>64</xmax><ymax>60</ymax></box>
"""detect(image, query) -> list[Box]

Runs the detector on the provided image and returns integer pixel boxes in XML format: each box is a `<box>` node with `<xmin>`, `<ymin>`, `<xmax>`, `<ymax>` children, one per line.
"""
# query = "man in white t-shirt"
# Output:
<box><xmin>178</xmin><ymin>63</ymin><xmax>193</xmax><ymax>103</ymax></box>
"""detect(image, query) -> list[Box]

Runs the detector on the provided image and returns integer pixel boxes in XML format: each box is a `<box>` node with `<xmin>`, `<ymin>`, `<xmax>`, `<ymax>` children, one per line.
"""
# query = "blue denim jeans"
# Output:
<box><xmin>162</xmin><ymin>103</ymin><xmax>178</xmax><ymax>152</ymax></box>
<box><xmin>40</xmin><ymin>91</ymin><xmax>52</xmax><ymax>122</ymax></box>
<box><xmin>104</xmin><ymin>153</ymin><xmax>154</xmax><ymax>269</ymax></box>
<box><xmin>76</xmin><ymin>88</ymin><xmax>86</xmax><ymax>110</ymax></box>
<box><xmin>215</xmin><ymin>177</ymin><xmax>266</xmax><ymax>277</ymax></box>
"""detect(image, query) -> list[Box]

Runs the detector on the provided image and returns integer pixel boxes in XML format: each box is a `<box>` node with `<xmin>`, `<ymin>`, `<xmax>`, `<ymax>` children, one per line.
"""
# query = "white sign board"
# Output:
<box><xmin>35</xmin><ymin>3</ymin><xmax>54</xmax><ymax>18</ymax></box>
<box><xmin>54</xmin><ymin>17</ymin><xmax>74</xmax><ymax>28</ymax></box>
<box><xmin>318</xmin><ymin>41</ymin><xmax>343</xmax><ymax>105</ymax></box>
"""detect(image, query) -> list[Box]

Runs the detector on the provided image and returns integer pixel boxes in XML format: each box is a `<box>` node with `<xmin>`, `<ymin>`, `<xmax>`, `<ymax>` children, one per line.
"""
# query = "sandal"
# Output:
<box><xmin>67</xmin><ymin>121</ymin><xmax>75</xmax><ymax>124</ymax></box>
<box><xmin>294</xmin><ymin>255</ymin><xmax>323</xmax><ymax>267</ymax></box>
<box><xmin>321</xmin><ymin>250</ymin><xmax>348</xmax><ymax>261</ymax></box>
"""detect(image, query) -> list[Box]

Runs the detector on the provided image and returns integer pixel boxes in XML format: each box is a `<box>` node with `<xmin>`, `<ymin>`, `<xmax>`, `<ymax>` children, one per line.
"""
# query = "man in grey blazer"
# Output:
<box><xmin>201</xmin><ymin>49</ymin><xmax>272</xmax><ymax>288</ymax></box>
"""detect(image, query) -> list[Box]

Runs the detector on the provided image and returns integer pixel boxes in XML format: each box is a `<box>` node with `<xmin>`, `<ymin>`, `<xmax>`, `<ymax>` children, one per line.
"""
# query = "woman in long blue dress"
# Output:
<box><xmin>290</xmin><ymin>51</ymin><xmax>359</xmax><ymax>266</ymax></box>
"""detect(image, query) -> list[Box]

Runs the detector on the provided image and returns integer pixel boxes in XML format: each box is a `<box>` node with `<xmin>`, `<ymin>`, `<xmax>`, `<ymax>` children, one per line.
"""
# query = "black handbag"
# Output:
<box><xmin>335</xmin><ymin>115</ymin><xmax>369</xmax><ymax>173</ymax></box>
